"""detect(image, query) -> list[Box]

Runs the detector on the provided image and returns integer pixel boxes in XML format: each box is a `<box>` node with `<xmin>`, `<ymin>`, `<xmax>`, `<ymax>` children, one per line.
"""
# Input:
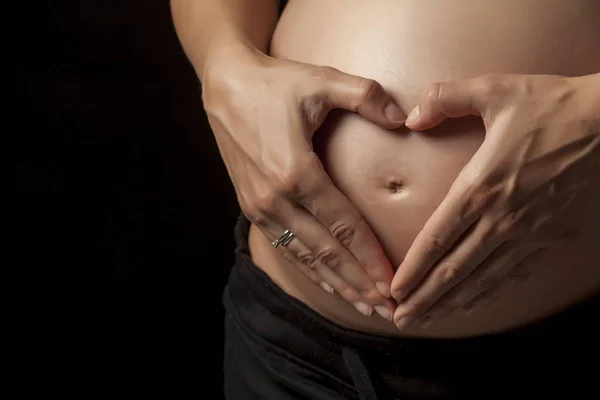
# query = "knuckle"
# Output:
<box><xmin>354</xmin><ymin>79</ymin><xmax>381</xmax><ymax>109</ymax></box>
<box><xmin>436</xmin><ymin>261</ymin><xmax>469</xmax><ymax>284</ymax></box>
<box><xmin>203</xmin><ymin>101</ymin><xmax>223</xmax><ymax>122</ymax></box>
<box><xmin>320</xmin><ymin>65</ymin><xmax>339</xmax><ymax>78</ymax></box>
<box><xmin>310</xmin><ymin>66</ymin><xmax>339</xmax><ymax>82</ymax></box>
<box><xmin>425</xmin><ymin>81</ymin><xmax>444</xmax><ymax>104</ymax></box>
<box><xmin>240</xmin><ymin>200</ymin><xmax>263</xmax><ymax>224</ymax></box>
<box><xmin>252</xmin><ymin>187</ymin><xmax>279</xmax><ymax>215</ymax></box>
<box><xmin>480</xmin><ymin>74</ymin><xmax>510</xmax><ymax>98</ymax></box>
<box><xmin>314</xmin><ymin>246</ymin><xmax>343</xmax><ymax>271</ymax></box>
<box><xmin>269</xmin><ymin>155</ymin><xmax>320</xmax><ymax>198</ymax></box>
<box><xmin>330</xmin><ymin>220</ymin><xmax>358</xmax><ymax>248</ymax></box>
<box><xmin>470</xmin><ymin>188</ymin><xmax>493</xmax><ymax>213</ymax></box>
<box><xmin>495</xmin><ymin>211</ymin><xmax>522</xmax><ymax>236</ymax></box>
<box><xmin>427</xmin><ymin>234</ymin><xmax>453</xmax><ymax>256</ymax></box>
<box><xmin>358</xmin><ymin>287</ymin><xmax>382</xmax><ymax>303</ymax></box>
<box><xmin>465</xmin><ymin>183</ymin><xmax>500</xmax><ymax>217</ymax></box>
<box><xmin>270</xmin><ymin>168</ymin><xmax>302</xmax><ymax>197</ymax></box>
<box><xmin>297</xmin><ymin>250</ymin><xmax>318</xmax><ymax>271</ymax></box>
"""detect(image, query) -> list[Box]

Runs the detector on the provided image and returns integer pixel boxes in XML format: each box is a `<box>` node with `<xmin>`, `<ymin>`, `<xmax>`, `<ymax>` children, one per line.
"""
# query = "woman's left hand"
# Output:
<box><xmin>390</xmin><ymin>73</ymin><xmax>600</xmax><ymax>330</ymax></box>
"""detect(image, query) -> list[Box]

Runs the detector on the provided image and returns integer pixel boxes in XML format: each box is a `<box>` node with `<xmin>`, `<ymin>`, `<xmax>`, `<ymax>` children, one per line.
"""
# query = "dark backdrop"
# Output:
<box><xmin>21</xmin><ymin>1</ymin><xmax>240</xmax><ymax>397</ymax></box>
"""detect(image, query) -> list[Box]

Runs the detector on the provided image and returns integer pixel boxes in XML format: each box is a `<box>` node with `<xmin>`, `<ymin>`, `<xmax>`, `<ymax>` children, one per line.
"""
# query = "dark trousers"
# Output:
<box><xmin>223</xmin><ymin>215</ymin><xmax>600</xmax><ymax>399</ymax></box>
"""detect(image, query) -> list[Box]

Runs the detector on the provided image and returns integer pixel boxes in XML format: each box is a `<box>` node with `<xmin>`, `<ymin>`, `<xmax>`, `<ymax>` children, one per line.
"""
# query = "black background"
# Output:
<box><xmin>15</xmin><ymin>1</ymin><xmax>600</xmax><ymax>397</ymax></box>
<box><xmin>20</xmin><ymin>1</ymin><xmax>248</xmax><ymax>397</ymax></box>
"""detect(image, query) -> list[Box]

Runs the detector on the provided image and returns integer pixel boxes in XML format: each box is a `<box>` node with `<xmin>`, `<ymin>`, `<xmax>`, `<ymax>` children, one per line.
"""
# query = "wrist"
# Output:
<box><xmin>586</xmin><ymin>73</ymin><xmax>600</xmax><ymax>110</ymax></box>
<box><xmin>200</xmin><ymin>36</ymin><xmax>266</xmax><ymax>82</ymax></box>
<box><xmin>572</xmin><ymin>73</ymin><xmax>600</xmax><ymax>106</ymax></box>
<box><xmin>566</xmin><ymin>73</ymin><xmax>600</xmax><ymax>125</ymax></box>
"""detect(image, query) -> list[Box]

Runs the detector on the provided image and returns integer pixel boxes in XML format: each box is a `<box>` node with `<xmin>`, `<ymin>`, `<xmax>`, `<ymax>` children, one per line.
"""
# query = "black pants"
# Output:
<box><xmin>223</xmin><ymin>215</ymin><xmax>600</xmax><ymax>399</ymax></box>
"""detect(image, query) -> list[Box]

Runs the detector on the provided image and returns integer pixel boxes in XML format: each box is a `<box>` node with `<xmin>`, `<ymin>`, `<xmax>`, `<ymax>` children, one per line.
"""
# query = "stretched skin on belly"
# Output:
<box><xmin>247</xmin><ymin>0</ymin><xmax>600</xmax><ymax>338</ymax></box>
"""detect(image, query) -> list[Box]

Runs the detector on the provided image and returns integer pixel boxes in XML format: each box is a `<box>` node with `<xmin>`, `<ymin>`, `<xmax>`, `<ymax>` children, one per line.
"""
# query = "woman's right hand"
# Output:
<box><xmin>202</xmin><ymin>45</ymin><xmax>405</xmax><ymax>320</ymax></box>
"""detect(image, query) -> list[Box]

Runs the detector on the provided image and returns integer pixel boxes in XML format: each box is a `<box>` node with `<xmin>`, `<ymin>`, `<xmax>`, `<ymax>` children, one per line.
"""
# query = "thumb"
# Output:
<box><xmin>320</xmin><ymin>67</ymin><xmax>406</xmax><ymax>129</ymax></box>
<box><xmin>405</xmin><ymin>76</ymin><xmax>500</xmax><ymax>131</ymax></box>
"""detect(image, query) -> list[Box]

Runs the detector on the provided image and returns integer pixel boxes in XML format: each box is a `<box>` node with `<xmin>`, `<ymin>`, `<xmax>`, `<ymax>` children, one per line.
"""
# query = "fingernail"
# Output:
<box><xmin>353</xmin><ymin>302</ymin><xmax>373</xmax><ymax>317</ymax></box>
<box><xmin>384</xmin><ymin>102</ymin><xmax>406</xmax><ymax>123</ymax></box>
<box><xmin>319</xmin><ymin>282</ymin><xmax>335</xmax><ymax>294</ymax></box>
<box><xmin>376</xmin><ymin>281</ymin><xmax>390</xmax><ymax>298</ymax></box>
<box><xmin>395</xmin><ymin>315</ymin><xmax>414</xmax><ymax>330</ymax></box>
<box><xmin>405</xmin><ymin>105</ymin><xmax>420</xmax><ymax>126</ymax></box>
<box><xmin>374</xmin><ymin>306</ymin><xmax>393</xmax><ymax>321</ymax></box>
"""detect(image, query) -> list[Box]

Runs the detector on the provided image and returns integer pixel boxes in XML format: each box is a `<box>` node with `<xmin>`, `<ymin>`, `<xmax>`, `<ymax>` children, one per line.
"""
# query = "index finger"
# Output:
<box><xmin>405</xmin><ymin>74</ymin><xmax>504</xmax><ymax>131</ymax></box>
<box><xmin>390</xmin><ymin>179</ymin><xmax>480</xmax><ymax>302</ymax></box>
<box><xmin>314</xmin><ymin>66</ymin><xmax>407</xmax><ymax>129</ymax></box>
<box><xmin>300</xmin><ymin>154</ymin><xmax>394</xmax><ymax>297</ymax></box>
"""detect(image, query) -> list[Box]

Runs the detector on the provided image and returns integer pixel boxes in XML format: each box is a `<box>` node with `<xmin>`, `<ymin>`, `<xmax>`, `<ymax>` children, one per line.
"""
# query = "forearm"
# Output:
<box><xmin>170</xmin><ymin>0</ymin><xmax>279</xmax><ymax>80</ymax></box>
<box><xmin>574</xmin><ymin>72</ymin><xmax>600</xmax><ymax>133</ymax></box>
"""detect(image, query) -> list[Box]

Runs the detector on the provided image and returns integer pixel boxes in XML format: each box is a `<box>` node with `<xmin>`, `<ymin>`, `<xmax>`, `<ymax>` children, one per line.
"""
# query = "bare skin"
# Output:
<box><xmin>249</xmin><ymin>0</ymin><xmax>600</xmax><ymax>338</ymax></box>
<box><xmin>172</xmin><ymin>0</ymin><xmax>410</xmax><ymax>321</ymax></box>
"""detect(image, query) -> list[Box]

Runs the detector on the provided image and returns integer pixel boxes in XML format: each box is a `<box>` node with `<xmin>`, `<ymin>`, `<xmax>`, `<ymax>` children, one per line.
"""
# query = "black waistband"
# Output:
<box><xmin>229</xmin><ymin>213</ymin><xmax>600</xmax><ymax>359</ymax></box>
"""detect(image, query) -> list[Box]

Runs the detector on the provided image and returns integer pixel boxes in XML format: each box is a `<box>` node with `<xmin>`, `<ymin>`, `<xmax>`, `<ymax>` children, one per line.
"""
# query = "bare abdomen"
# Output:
<box><xmin>248</xmin><ymin>0</ymin><xmax>600</xmax><ymax>338</ymax></box>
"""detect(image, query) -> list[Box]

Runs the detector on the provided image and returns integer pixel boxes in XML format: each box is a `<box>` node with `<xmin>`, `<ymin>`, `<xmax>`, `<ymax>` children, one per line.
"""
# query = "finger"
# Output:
<box><xmin>289</xmin><ymin>235</ymin><xmax>397</xmax><ymax>321</ymax></box>
<box><xmin>253</xmin><ymin>194</ymin><xmax>396</xmax><ymax>320</ymax></box>
<box><xmin>418</xmin><ymin>242</ymin><xmax>535</xmax><ymax>327</ymax></box>
<box><xmin>289</xmin><ymin>206</ymin><xmax>397</xmax><ymax>319</ymax></box>
<box><xmin>251</xmin><ymin>209</ymin><xmax>334</xmax><ymax>295</ymax></box>
<box><xmin>392</xmin><ymin>219</ymin><xmax>503</xmax><ymax>330</ymax></box>
<box><xmin>242</xmin><ymin>160</ymin><xmax>394</xmax><ymax>321</ymax></box>
<box><xmin>257</xmin><ymin>213</ymin><xmax>379</xmax><ymax>317</ymax></box>
<box><xmin>463</xmin><ymin>248</ymin><xmax>546</xmax><ymax>314</ymax></box>
<box><xmin>405</xmin><ymin>75</ymin><xmax>503</xmax><ymax>131</ymax></box>
<box><xmin>279</xmin><ymin>244</ymin><xmax>336</xmax><ymax>295</ymax></box>
<box><xmin>317</xmin><ymin>66</ymin><xmax>407</xmax><ymax>128</ymax></box>
<box><xmin>242</xmin><ymin>182</ymin><xmax>370</xmax><ymax>309</ymax></box>
<box><xmin>390</xmin><ymin>173</ymin><xmax>481</xmax><ymax>303</ymax></box>
<box><xmin>299</xmin><ymin>156</ymin><xmax>395</xmax><ymax>298</ymax></box>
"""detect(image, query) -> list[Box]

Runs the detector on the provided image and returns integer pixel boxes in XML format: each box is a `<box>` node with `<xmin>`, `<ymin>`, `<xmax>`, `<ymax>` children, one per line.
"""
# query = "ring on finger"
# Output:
<box><xmin>272</xmin><ymin>229</ymin><xmax>296</xmax><ymax>248</ymax></box>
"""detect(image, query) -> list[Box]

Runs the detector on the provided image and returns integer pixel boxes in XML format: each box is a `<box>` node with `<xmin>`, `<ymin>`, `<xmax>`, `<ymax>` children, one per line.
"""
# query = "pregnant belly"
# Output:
<box><xmin>248</xmin><ymin>0</ymin><xmax>600</xmax><ymax>338</ymax></box>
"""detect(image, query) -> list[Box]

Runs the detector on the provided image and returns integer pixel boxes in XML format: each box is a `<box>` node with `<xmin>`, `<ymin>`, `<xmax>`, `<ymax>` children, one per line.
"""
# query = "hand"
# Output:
<box><xmin>390</xmin><ymin>73</ymin><xmax>600</xmax><ymax>329</ymax></box>
<box><xmin>203</xmin><ymin>45</ymin><xmax>406</xmax><ymax>320</ymax></box>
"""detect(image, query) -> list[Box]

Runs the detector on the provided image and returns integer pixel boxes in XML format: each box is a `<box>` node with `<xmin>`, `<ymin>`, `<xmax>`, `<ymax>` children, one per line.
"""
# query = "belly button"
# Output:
<box><xmin>383</xmin><ymin>179</ymin><xmax>405</xmax><ymax>194</ymax></box>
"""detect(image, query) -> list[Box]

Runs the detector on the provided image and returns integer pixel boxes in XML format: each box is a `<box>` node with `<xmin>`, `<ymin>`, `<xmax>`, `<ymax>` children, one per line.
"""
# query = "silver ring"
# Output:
<box><xmin>272</xmin><ymin>229</ymin><xmax>295</xmax><ymax>248</ymax></box>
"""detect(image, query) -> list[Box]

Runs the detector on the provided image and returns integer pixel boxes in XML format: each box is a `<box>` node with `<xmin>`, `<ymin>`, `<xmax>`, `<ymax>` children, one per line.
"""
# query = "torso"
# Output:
<box><xmin>249</xmin><ymin>0</ymin><xmax>600</xmax><ymax>338</ymax></box>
